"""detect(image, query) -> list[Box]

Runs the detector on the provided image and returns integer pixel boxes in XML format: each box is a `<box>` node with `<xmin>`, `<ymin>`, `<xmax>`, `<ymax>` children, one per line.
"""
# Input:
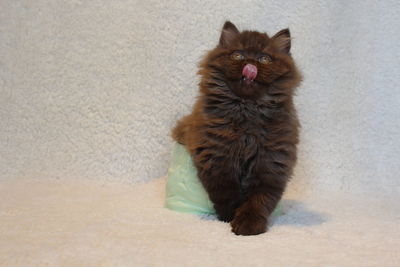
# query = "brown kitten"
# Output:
<box><xmin>172</xmin><ymin>21</ymin><xmax>301</xmax><ymax>235</ymax></box>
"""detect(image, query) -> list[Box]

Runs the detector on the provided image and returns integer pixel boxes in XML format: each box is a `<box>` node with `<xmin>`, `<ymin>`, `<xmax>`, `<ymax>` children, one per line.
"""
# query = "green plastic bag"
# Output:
<box><xmin>165</xmin><ymin>143</ymin><xmax>215</xmax><ymax>214</ymax></box>
<box><xmin>165</xmin><ymin>143</ymin><xmax>281</xmax><ymax>216</ymax></box>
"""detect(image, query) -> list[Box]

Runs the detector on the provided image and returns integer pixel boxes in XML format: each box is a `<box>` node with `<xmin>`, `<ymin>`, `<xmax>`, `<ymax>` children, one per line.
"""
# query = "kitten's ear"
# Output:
<box><xmin>272</xmin><ymin>28</ymin><xmax>291</xmax><ymax>53</ymax></box>
<box><xmin>219</xmin><ymin>21</ymin><xmax>239</xmax><ymax>47</ymax></box>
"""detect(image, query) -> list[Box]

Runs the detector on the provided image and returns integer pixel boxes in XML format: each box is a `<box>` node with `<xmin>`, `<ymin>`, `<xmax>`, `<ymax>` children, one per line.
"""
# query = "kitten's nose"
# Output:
<box><xmin>242</xmin><ymin>64</ymin><xmax>258</xmax><ymax>81</ymax></box>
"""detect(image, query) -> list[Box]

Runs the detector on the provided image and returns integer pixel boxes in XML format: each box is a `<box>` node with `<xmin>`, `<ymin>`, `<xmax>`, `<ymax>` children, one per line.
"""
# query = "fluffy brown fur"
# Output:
<box><xmin>172</xmin><ymin>21</ymin><xmax>302</xmax><ymax>235</ymax></box>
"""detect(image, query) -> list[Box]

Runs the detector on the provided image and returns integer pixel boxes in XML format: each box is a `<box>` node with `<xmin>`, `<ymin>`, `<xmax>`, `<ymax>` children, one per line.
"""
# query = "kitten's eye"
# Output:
<box><xmin>231</xmin><ymin>52</ymin><xmax>244</xmax><ymax>61</ymax></box>
<box><xmin>258</xmin><ymin>55</ymin><xmax>272</xmax><ymax>64</ymax></box>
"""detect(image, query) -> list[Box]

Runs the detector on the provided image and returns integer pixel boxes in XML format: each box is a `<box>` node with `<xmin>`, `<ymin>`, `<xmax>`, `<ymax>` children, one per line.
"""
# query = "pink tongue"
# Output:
<box><xmin>242</xmin><ymin>64</ymin><xmax>258</xmax><ymax>81</ymax></box>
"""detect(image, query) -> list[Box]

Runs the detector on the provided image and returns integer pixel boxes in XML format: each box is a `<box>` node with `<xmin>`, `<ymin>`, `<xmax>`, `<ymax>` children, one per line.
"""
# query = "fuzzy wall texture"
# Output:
<box><xmin>1</xmin><ymin>0</ymin><xmax>400</xmax><ymax>196</ymax></box>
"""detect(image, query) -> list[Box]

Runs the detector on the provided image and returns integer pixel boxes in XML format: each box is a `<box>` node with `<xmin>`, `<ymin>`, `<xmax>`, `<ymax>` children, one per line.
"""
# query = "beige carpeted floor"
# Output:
<box><xmin>0</xmin><ymin>178</ymin><xmax>399</xmax><ymax>266</ymax></box>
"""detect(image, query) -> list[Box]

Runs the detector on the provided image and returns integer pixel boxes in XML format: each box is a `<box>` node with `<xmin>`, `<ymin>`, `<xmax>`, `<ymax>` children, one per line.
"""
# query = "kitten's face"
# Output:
<box><xmin>200</xmin><ymin>22</ymin><xmax>300</xmax><ymax>99</ymax></box>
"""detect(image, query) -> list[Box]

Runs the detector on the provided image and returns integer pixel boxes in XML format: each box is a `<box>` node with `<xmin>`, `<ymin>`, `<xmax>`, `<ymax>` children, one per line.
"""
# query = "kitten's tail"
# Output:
<box><xmin>171</xmin><ymin>116</ymin><xmax>191</xmax><ymax>145</ymax></box>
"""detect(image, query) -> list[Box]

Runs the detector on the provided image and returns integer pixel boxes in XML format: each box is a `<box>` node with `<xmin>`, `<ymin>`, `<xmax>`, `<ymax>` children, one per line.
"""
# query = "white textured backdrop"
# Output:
<box><xmin>1</xmin><ymin>0</ymin><xmax>400</xmax><ymax>196</ymax></box>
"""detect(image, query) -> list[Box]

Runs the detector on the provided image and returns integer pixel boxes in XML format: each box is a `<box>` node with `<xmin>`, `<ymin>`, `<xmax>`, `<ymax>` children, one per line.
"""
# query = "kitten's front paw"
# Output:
<box><xmin>230</xmin><ymin>213</ymin><xmax>267</xmax><ymax>236</ymax></box>
<box><xmin>216</xmin><ymin>209</ymin><xmax>235</xmax><ymax>222</ymax></box>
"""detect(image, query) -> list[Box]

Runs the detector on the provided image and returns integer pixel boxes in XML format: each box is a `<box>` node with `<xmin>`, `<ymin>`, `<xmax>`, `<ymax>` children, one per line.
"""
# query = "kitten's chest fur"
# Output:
<box><xmin>201</xmin><ymin>97</ymin><xmax>285</xmax><ymax>187</ymax></box>
<box><xmin>203</xmin><ymin>96</ymin><xmax>283</xmax><ymax>144</ymax></box>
